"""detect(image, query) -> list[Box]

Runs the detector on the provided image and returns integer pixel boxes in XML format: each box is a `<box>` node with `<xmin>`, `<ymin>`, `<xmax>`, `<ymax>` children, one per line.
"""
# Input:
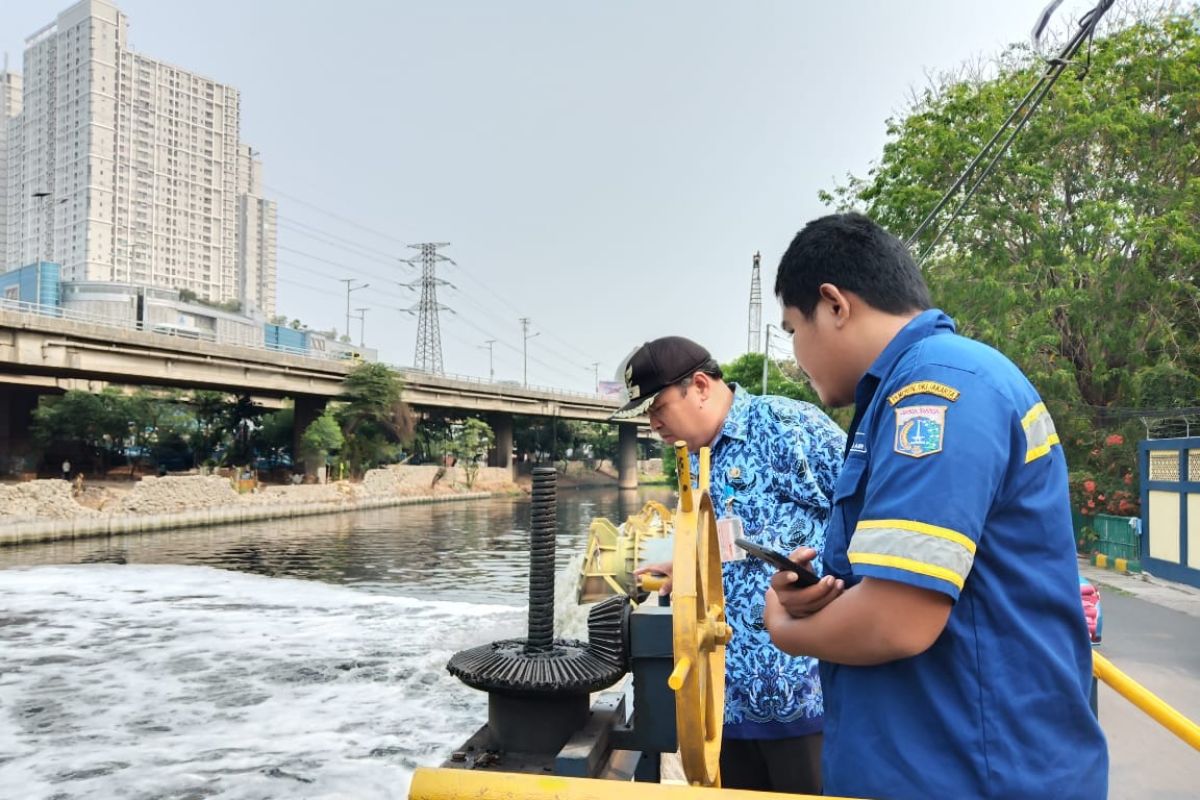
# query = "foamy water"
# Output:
<box><xmin>0</xmin><ymin>564</ymin><xmax>542</xmax><ymax>799</ymax></box>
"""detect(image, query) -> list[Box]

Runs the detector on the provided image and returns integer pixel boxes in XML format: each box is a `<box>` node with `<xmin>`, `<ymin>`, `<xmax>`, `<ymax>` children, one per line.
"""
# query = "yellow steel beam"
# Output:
<box><xmin>408</xmin><ymin>768</ymin><xmax>851</xmax><ymax>799</ymax></box>
<box><xmin>1093</xmin><ymin>651</ymin><xmax>1200</xmax><ymax>751</ymax></box>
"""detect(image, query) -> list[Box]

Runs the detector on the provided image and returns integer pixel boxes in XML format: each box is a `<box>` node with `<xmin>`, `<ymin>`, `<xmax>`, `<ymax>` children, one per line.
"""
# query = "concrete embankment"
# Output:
<box><xmin>0</xmin><ymin>465</ymin><xmax>517</xmax><ymax>547</ymax></box>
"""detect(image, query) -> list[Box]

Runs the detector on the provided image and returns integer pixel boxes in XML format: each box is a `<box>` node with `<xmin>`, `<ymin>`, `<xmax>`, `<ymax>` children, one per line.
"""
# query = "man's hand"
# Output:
<box><xmin>768</xmin><ymin>547</ymin><xmax>844</xmax><ymax>618</ymax></box>
<box><xmin>633</xmin><ymin>561</ymin><xmax>673</xmax><ymax>596</ymax></box>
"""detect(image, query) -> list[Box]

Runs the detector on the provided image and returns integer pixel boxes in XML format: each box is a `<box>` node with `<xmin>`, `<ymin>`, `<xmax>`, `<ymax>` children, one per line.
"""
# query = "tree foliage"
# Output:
<box><xmin>300</xmin><ymin>410</ymin><xmax>344</xmax><ymax>464</ymax></box>
<box><xmin>336</xmin><ymin>363</ymin><xmax>414</xmax><ymax>475</ymax></box>
<box><xmin>449</xmin><ymin>417</ymin><xmax>495</xmax><ymax>488</ymax></box>
<box><xmin>722</xmin><ymin>352</ymin><xmax>820</xmax><ymax>404</ymax></box>
<box><xmin>822</xmin><ymin>8</ymin><xmax>1200</xmax><ymax>489</ymax></box>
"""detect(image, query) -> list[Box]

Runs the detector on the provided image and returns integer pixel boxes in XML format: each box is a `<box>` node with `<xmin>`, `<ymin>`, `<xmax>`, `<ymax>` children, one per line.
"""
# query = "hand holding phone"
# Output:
<box><xmin>734</xmin><ymin>538</ymin><xmax>820</xmax><ymax>587</ymax></box>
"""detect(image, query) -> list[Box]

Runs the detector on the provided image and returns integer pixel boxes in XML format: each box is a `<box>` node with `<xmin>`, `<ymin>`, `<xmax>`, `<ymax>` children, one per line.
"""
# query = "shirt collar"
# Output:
<box><xmin>849</xmin><ymin>309</ymin><xmax>955</xmax><ymax>435</ymax></box>
<box><xmin>714</xmin><ymin>383</ymin><xmax>752</xmax><ymax>444</ymax></box>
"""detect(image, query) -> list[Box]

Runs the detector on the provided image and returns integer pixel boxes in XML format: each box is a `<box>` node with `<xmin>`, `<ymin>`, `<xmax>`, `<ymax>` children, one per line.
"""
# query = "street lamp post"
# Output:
<box><xmin>520</xmin><ymin>317</ymin><xmax>539</xmax><ymax>387</ymax></box>
<box><xmin>479</xmin><ymin>339</ymin><xmax>496</xmax><ymax>382</ymax></box>
<box><xmin>339</xmin><ymin>278</ymin><xmax>369</xmax><ymax>341</ymax></box>
<box><xmin>354</xmin><ymin>306</ymin><xmax>369</xmax><ymax>347</ymax></box>
<box><xmin>761</xmin><ymin>323</ymin><xmax>780</xmax><ymax>394</ymax></box>
<box><xmin>31</xmin><ymin>191</ymin><xmax>51</xmax><ymax>310</ymax></box>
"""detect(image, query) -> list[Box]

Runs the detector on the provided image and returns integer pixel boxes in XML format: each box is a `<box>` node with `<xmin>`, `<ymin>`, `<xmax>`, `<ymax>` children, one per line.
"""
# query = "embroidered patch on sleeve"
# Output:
<box><xmin>894</xmin><ymin>405</ymin><xmax>947</xmax><ymax>458</ymax></box>
<box><xmin>887</xmin><ymin>381</ymin><xmax>961</xmax><ymax>406</ymax></box>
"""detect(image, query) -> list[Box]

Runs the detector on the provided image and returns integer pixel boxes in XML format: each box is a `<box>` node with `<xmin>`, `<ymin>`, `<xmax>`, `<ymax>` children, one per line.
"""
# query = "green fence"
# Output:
<box><xmin>1092</xmin><ymin>513</ymin><xmax>1141</xmax><ymax>565</ymax></box>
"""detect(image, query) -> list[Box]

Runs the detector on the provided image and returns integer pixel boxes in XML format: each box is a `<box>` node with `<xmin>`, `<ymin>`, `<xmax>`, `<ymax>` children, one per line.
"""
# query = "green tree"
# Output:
<box><xmin>222</xmin><ymin>394</ymin><xmax>264</xmax><ymax>466</ymax></box>
<box><xmin>31</xmin><ymin>388</ymin><xmax>131</xmax><ymax>474</ymax></box>
<box><xmin>300</xmin><ymin>410</ymin><xmax>344</xmax><ymax>467</ymax></box>
<box><xmin>721</xmin><ymin>352</ymin><xmax>820</xmax><ymax>403</ymax></box>
<box><xmin>192</xmin><ymin>391</ymin><xmax>229</xmax><ymax>465</ymax></box>
<box><xmin>257</xmin><ymin>405</ymin><xmax>295</xmax><ymax>466</ymax></box>
<box><xmin>822</xmin><ymin>8</ymin><xmax>1200</xmax><ymax>478</ymax></box>
<box><xmin>126</xmin><ymin>388</ymin><xmax>195</xmax><ymax>473</ymax></box>
<box><xmin>337</xmin><ymin>363</ymin><xmax>414</xmax><ymax>475</ymax></box>
<box><xmin>449</xmin><ymin>417</ymin><xmax>495</xmax><ymax>488</ymax></box>
<box><xmin>577</xmin><ymin>422</ymin><xmax>618</xmax><ymax>465</ymax></box>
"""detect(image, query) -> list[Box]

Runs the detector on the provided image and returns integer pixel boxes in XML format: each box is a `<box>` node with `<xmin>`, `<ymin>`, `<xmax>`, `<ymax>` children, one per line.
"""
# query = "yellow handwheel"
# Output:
<box><xmin>667</xmin><ymin>441</ymin><xmax>733</xmax><ymax>787</ymax></box>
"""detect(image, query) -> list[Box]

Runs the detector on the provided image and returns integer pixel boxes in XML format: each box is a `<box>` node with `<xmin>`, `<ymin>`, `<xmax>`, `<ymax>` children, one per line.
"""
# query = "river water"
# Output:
<box><xmin>0</xmin><ymin>486</ymin><xmax>673</xmax><ymax>800</ymax></box>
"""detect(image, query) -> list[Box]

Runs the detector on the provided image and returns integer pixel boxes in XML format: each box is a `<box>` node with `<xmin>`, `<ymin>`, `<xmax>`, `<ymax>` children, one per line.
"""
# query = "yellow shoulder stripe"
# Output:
<box><xmin>887</xmin><ymin>381</ymin><xmax>961</xmax><ymax>406</ymax></box>
<box><xmin>856</xmin><ymin>518</ymin><xmax>977</xmax><ymax>555</ymax></box>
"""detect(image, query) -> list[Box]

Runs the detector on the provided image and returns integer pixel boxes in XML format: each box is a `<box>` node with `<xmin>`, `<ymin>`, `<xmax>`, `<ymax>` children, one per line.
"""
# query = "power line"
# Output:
<box><xmin>277</xmin><ymin>218</ymin><xmax>410</xmax><ymax>268</ymax></box>
<box><xmin>265</xmin><ymin>184</ymin><xmax>410</xmax><ymax>246</ymax></box>
<box><xmin>267</xmin><ymin>185</ymin><xmax>603</xmax><ymax>368</ymax></box>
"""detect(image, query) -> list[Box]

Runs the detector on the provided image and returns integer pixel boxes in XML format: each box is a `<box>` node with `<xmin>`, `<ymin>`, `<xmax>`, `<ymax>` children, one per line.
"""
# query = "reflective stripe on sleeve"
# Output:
<box><xmin>848</xmin><ymin>519</ymin><xmax>976</xmax><ymax>590</ymax></box>
<box><xmin>1022</xmin><ymin>402</ymin><xmax>1061</xmax><ymax>464</ymax></box>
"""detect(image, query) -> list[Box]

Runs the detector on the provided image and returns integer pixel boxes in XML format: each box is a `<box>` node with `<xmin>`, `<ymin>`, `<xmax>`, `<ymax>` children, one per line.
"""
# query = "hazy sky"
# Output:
<box><xmin>2</xmin><ymin>1</ymin><xmax>1091</xmax><ymax>392</ymax></box>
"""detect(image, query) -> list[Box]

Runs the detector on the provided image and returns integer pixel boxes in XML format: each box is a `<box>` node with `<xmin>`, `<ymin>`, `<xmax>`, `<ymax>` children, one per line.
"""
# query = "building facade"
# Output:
<box><xmin>1</xmin><ymin>0</ymin><xmax>277</xmax><ymax>316</ymax></box>
<box><xmin>0</xmin><ymin>66</ymin><xmax>22</xmax><ymax>273</ymax></box>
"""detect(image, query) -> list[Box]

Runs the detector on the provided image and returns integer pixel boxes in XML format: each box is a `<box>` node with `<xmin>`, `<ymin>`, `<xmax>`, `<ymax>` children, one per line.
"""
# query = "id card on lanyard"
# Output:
<box><xmin>716</xmin><ymin>483</ymin><xmax>747</xmax><ymax>563</ymax></box>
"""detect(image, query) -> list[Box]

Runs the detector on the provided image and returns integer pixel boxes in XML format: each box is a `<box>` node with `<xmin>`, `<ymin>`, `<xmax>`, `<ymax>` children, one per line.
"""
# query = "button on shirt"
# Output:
<box><xmin>821</xmin><ymin>310</ymin><xmax>1108</xmax><ymax>799</ymax></box>
<box><xmin>689</xmin><ymin>386</ymin><xmax>845</xmax><ymax>739</ymax></box>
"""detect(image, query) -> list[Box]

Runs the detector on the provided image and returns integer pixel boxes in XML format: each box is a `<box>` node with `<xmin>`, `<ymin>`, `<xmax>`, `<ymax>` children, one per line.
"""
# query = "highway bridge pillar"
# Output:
<box><xmin>0</xmin><ymin>387</ymin><xmax>39</xmax><ymax>475</ymax></box>
<box><xmin>487</xmin><ymin>412</ymin><xmax>515</xmax><ymax>478</ymax></box>
<box><xmin>293</xmin><ymin>394</ymin><xmax>328</xmax><ymax>483</ymax></box>
<box><xmin>617</xmin><ymin>423</ymin><xmax>638</xmax><ymax>490</ymax></box>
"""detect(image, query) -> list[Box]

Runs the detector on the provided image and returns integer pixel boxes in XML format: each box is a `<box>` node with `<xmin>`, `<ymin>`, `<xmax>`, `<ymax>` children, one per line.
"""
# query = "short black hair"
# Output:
<box><xmin>774</xmin><ymin>212</ymin><xmax>932</xmax><ymax>318</ymax></box>
<box><xmin>676</xmin><ymin>359</ymin><xmax>723</xmax><ymax>393</ymax></box>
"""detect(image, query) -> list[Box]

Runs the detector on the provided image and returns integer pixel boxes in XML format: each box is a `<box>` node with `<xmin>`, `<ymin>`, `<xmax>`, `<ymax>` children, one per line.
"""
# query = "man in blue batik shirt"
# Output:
<box><xmin>613</xmin><ymin>336</ymin><xmax>844</xmax><ymax>794</ymax></box>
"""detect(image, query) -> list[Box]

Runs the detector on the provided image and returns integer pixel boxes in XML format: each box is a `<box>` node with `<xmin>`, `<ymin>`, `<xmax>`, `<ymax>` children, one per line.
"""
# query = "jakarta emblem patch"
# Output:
<box><xmin>894</xmin><ymin>405</ymin><xmax>946</xmax><ymax>458</ymax></box>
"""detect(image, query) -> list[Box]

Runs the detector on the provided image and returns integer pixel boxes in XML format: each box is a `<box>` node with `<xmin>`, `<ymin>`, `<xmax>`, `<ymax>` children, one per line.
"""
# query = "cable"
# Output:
<box><xmin>266</xmin><ymin>185</ymin><xmax>602</xmax><ymax>366</ymax></box>
<box><xmin>265</xmin><ymin>184</ymin><xmax>410</xmax><ymax>246</ymax></box>
<box><xmin>278</xmin><ymin>214</ymin><xmax>406</xmax><ymax>260</ymax></box>
<box><xmin>906</xmin><ymin>0</ymin><xmax>1117</xmax><ymax>265</ymax></box>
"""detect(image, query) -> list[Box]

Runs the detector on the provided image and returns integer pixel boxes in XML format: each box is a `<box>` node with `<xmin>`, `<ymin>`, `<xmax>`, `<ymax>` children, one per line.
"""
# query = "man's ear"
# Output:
<box><xmin>818</xmin><ymin>283</ymin><xmax>852</xmax><ymax>328</ymax></box>
<box><xmin>692</xmin><ymin>371</ymin><xmax>713</xmax><ymax>400</ymax></box>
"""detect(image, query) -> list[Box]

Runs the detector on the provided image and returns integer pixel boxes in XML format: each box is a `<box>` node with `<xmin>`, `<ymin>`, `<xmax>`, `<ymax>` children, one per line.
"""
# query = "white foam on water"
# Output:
<box><xmin>0</xmin><ymin>564</ymin><xmax>525</xmax><ymax>799</ymax></box>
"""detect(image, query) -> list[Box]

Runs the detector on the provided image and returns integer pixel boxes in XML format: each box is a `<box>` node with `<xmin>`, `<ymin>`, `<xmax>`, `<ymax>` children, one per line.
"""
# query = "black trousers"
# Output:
<box><xmin>719</xmin><ymin>733</ymin><xmax>823</xmax><ymax>794</ymax></box>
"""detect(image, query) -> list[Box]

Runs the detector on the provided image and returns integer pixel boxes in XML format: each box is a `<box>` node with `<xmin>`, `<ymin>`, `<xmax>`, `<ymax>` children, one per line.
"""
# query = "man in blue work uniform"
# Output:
<box><xmin>613</xmin><ymin>336</ymin><xmax>844</xmax><ymax>793</ymax></box>
<box><xmin>762</xmin><ymin>213</ymin><xmax>1108</xmax><ymax>799</ymax></box>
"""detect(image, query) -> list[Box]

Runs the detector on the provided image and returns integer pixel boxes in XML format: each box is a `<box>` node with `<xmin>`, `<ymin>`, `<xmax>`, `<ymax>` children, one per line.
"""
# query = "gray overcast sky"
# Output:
<box><xmin>2</xmin><ymin>1</ymin><xmax>1089</xmax><ymax>392</ymax></box>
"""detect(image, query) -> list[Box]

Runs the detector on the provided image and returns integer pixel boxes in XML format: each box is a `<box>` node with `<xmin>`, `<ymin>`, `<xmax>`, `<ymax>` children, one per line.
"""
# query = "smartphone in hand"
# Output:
<box><xmin>734</xmin><ymin>538</ymin><xmax>820</xmax><ymax>587</ymax></box>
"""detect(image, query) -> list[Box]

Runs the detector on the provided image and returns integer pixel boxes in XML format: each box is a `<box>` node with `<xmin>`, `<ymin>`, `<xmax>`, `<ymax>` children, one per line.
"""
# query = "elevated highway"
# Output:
<box><xmin>0</xmin><ymin>308</ymin><xmax>645</xmax><ymax>485</ymax></box>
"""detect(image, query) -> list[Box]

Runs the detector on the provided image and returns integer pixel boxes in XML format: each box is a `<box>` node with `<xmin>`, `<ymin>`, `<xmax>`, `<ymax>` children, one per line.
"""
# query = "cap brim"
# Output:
<box><xmin>610</xmin><ymin>390</ymin><xmax>658</xmax><ymax>420</ymax></box>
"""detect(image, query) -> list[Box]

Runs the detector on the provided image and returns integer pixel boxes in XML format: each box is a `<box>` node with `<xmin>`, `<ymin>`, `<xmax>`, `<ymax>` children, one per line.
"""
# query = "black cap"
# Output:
<box><xmin>611</xmin><ymin>336</ymin><xmax>713</xmax><ymax>419</ymax></box>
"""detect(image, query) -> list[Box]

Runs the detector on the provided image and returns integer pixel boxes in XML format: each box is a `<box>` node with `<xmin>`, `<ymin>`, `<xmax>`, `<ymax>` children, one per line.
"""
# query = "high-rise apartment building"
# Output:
<box><xmin>0</xmin><ymin>64</ymin><xmax>23</xmax><ymax>274</ymax></box>
<box><xmin>1</xmin><ymin>0</ymin><xmax>277</xmax><ymax>316</ymax></box>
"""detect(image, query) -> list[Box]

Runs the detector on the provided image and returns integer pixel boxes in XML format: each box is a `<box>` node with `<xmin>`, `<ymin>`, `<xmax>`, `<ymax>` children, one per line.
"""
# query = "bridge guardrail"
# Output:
<box><xmin>0</xmin><ymin>299</ymin><xmax>615</xmax><ymax>403</ymax></box>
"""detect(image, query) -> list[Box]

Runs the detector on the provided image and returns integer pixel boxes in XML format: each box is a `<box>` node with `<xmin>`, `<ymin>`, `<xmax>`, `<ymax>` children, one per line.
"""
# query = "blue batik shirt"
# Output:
<box><xmin>688</xmin><ymin>385</ymin><xmax>845</xmax><ymax>740</ymax></box>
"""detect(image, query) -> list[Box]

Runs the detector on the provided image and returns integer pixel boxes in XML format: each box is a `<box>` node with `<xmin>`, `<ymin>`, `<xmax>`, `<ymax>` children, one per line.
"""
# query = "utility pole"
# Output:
<box><xmin>748</xmin><ymin>251</ymin><xmax>763</xmax><ymax>354</ymax></box>
<box><xmin>339</xmin><ymin>278</ymin><xmax>369</xmax><ymax>341</ymax></box>
<box><xmin>403</xmin><ymin>243</ymin><xmax>455</xmax><ymax>373</ymax></box>
<box><xmin>761</xmin><ymin>323</ymin><xmax>777</xmax><ymax>395</ymax></box>
<box><xmin>31</xmin><ymin>191</ymin><xmax>51</xmax><ymax>308</ymax></box>
<box><xmin>590</xmin><ymin>362</ymin><xmax>600</xmax><ymax>393</ymax></box>
<box><xmin>354</xmin><ymin>306</ymin><xmax>369</xmax><ymax>347</ymax></box>
<box><xmin>520</xmin><ymin>317</ymin><xmax>539</xmax><ymax>387</ymax></box>
<box><xmin>479</xmin><ymin>339</ymin><xmax>496</xmax><ymax>382</ymax></box>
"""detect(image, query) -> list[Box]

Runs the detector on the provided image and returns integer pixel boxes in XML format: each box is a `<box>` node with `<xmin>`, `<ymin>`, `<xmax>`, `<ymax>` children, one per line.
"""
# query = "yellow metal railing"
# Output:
<box><xmin>1093</xmin><ymin>650</ymin><xmax>1200</xmax><ymax>751</ymax></box>
<box><xmin>408</xmin><ymin>768</ymin><xmax>851</xmax><ymax>799</ymax></box>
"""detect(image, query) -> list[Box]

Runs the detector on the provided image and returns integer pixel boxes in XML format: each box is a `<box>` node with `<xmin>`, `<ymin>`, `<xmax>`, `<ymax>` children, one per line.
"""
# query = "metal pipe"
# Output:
<box><xmin>409</xmin><ymin>768</ymin><xmax>841</xmax><ymax>799</ymax></box>
<box><xmin>1093</xmin><ymin>651</ymin><xmax>1200</xmax><ymax>751</ymax></box>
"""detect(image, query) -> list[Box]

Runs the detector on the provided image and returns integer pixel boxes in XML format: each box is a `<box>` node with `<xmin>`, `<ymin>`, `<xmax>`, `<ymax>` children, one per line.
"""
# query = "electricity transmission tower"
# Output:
<box><xmin>747</xmin><ymin>251</ymin><xmax>762</xmax><ymax>354</ymax></box>
<box><xmin>402</xmin><ymin>242</ymin><xmax>454</xmax><ymax>373</ymax></box>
